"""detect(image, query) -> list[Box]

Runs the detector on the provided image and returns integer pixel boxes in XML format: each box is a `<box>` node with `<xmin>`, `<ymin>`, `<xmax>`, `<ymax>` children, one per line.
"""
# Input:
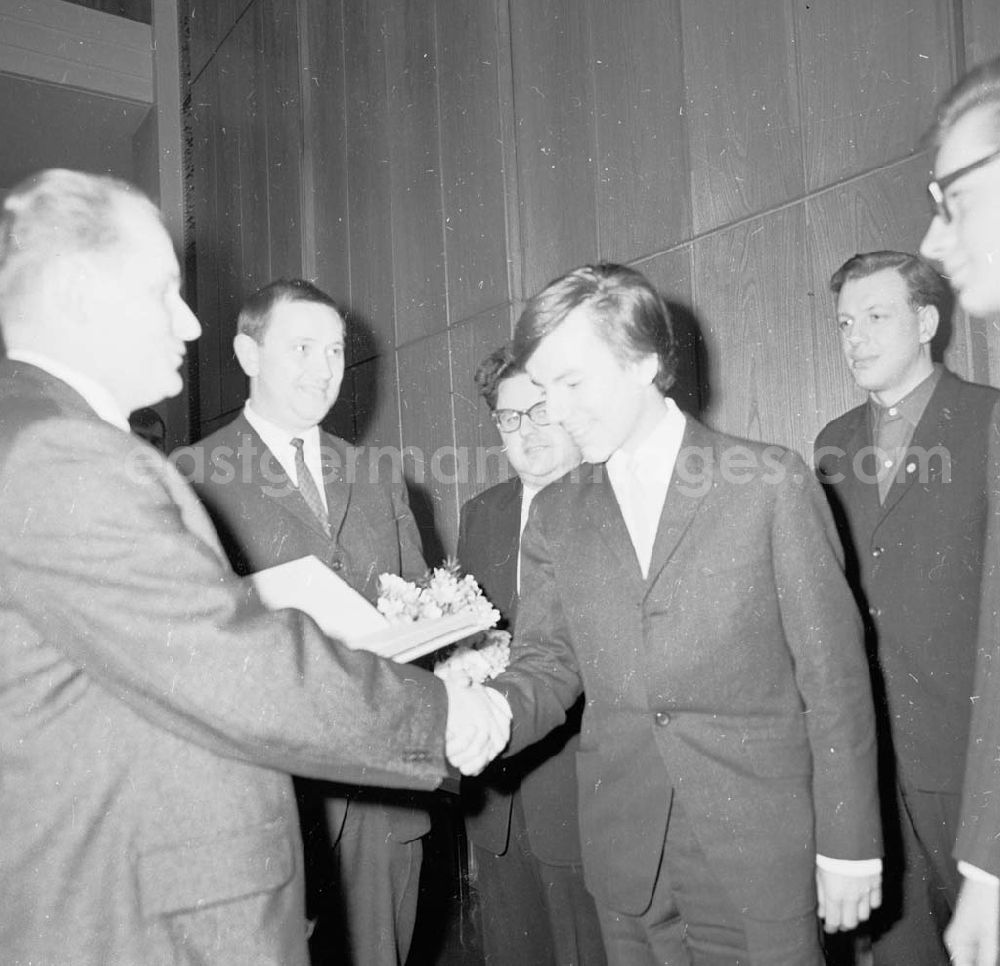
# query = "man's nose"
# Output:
<box><xmin>920</xmin><ymin>215</ymin><xmax>949</xmax><ymax>265</ymax></box>
<box><xmin>174</xmin><ymin>301</ymin><xmax>201</xmax><ymax>341</ymax></box>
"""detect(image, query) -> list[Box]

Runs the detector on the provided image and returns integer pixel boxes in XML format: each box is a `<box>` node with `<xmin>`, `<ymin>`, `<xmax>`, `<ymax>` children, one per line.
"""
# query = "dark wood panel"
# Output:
<box><xmin>344</xmin><ymin>0</ymin><xmax>395</xmax><ymax>364</ymax></box>
<box><xmin>385</xmin><ymin>0</ymin><xmax>447</xmax><ymax>343</ymax></box>
<box><xmin>436</xmin><ymin>0</ymin><xmax>511</xmax><ymax>322</ymax></box>
<box><xmin>398</xmin><ymin>333</ymin><xmax>457</xmax><ymax>562</ymax></box>
<box><xmin>187</xmin><ymin>67</ymin><xmax>223</xmax><ymax>430</ymax></box>
<box><xmin>682</xmin><ymin>0</ymin><xmax>803</xmax><ymax>233</ymax></box>
<box><xmin>509</xmin><ymin>0</ymin><xmax>598</xmax><ymax>297</ymax></box>
<box><xmin>693</xmin><ymin>206</ymin><xmax>815</xmax><ymax>458</ymax></box>
<box><xmin>184</xmin><ymin>0</ymin><xmax>254</xmax><ymax>82</ymax></box>
<box><xmin>964</xmin><ymin>0</ymin><xmax>1000</xmax><ymax>66</ymax></box>
<box><xmin>352</xmin><ymin>354</ymin><xmax>401</xmax><ymax>451</ymax></box>
<box><xmin>448</xmin><ymin>305</ymin><xmax>513</xmax><ymax>515</ymax></box>
<box><xmin>215</xmin><ymin>7</ymin><xmax>262</xmax><ymax>414</ymax></box>
<box><xmin>796</xmin><ymin>0</ymin><xmax>953</xmax><ymax>192</ymax></box>
<box><xmin>301</xmin><ymin>0</ymin><xmax>351</xmax><ymax>304</ymax></box>
<box><xmin>262</xmin><ymin>0</ymin><xmax>304</xmax><ymax>281</ymax></box>
<box><xmin>804</xmin><ymin>153</ymin><xmax>952</xmax><ymax>439</ymax></box>
<box><xmin>589</xmin><ymin>0</ymin><xmax>690</xmax><ymax>258</ymax></box>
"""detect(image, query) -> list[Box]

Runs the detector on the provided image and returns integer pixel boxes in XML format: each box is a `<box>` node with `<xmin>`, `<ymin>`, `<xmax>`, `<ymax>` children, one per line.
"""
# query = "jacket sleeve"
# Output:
<box><xmin>0</xmin><ymin>418</ymin><xmax>449</xmax><ymax>791</ymax></box>
<box><xmin>957</xmin><ymin>400</ymin><xmax>1000</xmax><ymax>874</ymax></box>
<box><xmin>487</xmin><ymin>497</ymin><xmax>582</xmax><ymax>754</ymax></box>
<box><xmin>770</xmin><ymin>451</ymin><xmax>882</xmax><ymax>860</ymax></box>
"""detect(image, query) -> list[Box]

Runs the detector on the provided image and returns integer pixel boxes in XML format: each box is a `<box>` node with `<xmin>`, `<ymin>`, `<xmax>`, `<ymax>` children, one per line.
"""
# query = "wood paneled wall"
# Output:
<box><xmin>183</xmin><ymin>0</ymin><xmax>999</xmax><ymax>560</ymax></box>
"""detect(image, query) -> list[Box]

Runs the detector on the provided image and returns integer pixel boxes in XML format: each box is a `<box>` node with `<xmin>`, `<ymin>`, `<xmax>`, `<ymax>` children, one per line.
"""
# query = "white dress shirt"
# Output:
<box><xmin>243</xmin><ymin>404</ymin><xmax>328</xmax><ymax>513</ymax></box>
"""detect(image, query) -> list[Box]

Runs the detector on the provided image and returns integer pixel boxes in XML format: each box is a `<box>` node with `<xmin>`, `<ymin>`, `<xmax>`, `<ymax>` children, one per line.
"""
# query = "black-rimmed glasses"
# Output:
<box><xmin>928</xmin><ymin>144</ymin><xmax>1000</xmax><ymax>224</ymax></box>
<box><xmin>492</xmin><ymin>400</ymin><xmax>551</xmax><ymax>432</ymax></box>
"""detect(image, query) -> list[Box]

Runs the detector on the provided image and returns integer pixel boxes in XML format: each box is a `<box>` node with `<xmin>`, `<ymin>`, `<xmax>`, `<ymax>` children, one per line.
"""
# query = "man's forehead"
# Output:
<box><xmin>936</xmin><ymin>106</ymin><xmax>1000</xmax><ymax>175</ymax></box>
<box><xmin>264</xmin><ymin>300</ymin><xmax>344</xmax><ymax>338</ymax></box>
<box><xmin>838</xmin><ymin>269</ymin><xmax>907</xmax><ymax>307</ymax></box>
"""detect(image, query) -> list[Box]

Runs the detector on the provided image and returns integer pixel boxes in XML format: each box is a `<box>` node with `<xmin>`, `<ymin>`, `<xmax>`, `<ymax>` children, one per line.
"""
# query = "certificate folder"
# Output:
<box><xmin>249</xmin><ymin>555</ymin><xmax>489</xmax><ymax>663</ymax></box>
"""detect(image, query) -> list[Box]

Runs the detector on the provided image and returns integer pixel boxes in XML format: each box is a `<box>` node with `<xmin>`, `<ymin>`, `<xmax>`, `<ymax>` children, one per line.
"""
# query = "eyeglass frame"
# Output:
<box><xmin>927</xmin><ymin>144</ymin><xmax>1000</xmax><ymax>224</ymax></box>
<box><xmin>491</xmin><ymin>400</ymin><xmax>551</xmax><ymax>433</ymax></box>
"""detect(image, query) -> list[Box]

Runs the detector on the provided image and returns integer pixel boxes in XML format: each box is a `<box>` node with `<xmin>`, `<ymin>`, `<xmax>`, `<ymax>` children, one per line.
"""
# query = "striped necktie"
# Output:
<box><xmin>290</xmin><ymin>437</ymin><xmax>329</xmax><ymax>532</ymax></box>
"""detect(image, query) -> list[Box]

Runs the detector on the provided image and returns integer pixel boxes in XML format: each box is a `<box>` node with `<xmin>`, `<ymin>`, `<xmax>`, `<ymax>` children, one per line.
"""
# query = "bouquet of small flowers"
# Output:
<box><xmin>377</xmin><ymin>559</ymin><xmax>510</xmax><ymax>685</ymax></box>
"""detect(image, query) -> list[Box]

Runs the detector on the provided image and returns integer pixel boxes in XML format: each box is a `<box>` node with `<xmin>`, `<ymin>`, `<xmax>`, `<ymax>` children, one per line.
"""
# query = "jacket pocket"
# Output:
<box><xmin>137</xmin><ymin>817</ymin><xmax>295</xmax><ymax>917</ymax></box>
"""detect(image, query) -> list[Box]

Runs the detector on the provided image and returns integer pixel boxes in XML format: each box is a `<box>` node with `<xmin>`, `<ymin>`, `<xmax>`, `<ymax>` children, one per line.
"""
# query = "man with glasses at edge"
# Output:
<box><xmin>456</xmin><ymin>344</ymin><xmax>604</xmax><ymax>966</ymax></box>
<box><xmin>921</xmin><ymin>55</ymin><xmax>1000</xmax><ymax>966</ymax></box>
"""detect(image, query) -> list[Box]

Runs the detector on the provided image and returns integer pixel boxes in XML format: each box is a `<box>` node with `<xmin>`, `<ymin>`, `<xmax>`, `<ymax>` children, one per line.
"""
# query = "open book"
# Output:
<box><xmin>249</xmin><ymin>555</ymin><xmax>491</xmax><ymax>663</ymax></box>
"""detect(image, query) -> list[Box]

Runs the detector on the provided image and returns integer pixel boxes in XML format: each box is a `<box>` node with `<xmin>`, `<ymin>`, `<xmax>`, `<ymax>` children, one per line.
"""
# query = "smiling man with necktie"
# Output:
<box><xmin>182</xmin><ymin>278</ymin><xmax>435</xmax><ymax>966</ymax></box>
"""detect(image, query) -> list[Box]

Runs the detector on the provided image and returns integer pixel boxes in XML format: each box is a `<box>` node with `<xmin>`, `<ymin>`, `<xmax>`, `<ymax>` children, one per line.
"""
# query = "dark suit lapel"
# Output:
<box><xmin>320</xmin><ymin>433</ymin><xmax>350</xmax><ymax>540</ymax></box>
<box><xmin>490</xmin><ymin>477</ymin><xmax>522</xmax><ymax>623</ymax></box>
<box><xmin>644</xmin><ymin>419</ymin><xmax>712</xmax><ymax>591</ymax></box>
<box><xmin>584</xmin><ymin>465</ymin><xmax>647</xmax><ymax>587</ymax></box>
<box><xmin>879</xmin><ymin>375</ymin><xmax>952</xmax><ymax>522</ymax></box>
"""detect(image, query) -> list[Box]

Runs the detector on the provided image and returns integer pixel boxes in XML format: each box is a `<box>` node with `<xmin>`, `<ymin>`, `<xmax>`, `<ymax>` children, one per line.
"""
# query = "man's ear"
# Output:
<box><xmin>917</xmin><ymin>304</ymin><xmax>940</xmax><ymax>346</ymax></box>
<box><xmin>233</xmin><ymin>332</ymin><xmax>260</xmax><ymax>377</ymax></box>
<box><xmin>633</xmin><ymin>351</ymin><xmax>659</xmax><ymax>387</ymax></box>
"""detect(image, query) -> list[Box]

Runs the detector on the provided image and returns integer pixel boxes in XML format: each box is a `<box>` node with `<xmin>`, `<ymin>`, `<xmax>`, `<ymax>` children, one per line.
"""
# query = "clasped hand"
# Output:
<box><xmin>443</xmin><ymin>679</ymin><xmax>511</xmax><ymax>775</ymax></box>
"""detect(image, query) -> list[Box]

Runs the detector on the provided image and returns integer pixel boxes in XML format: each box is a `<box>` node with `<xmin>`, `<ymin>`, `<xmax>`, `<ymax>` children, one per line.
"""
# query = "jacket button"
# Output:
<box><xmin>871</xmin><ymin>546</ymin><xmax>883</xmax><ymax>558</ymax></box>
<box><xmin>654</xmin><ymin>711</ymin><xmax>671</xmax><ymax>726</ymax></box>
<box><xmin>869</xmin><ymin>605</ymin><xmax>881</xmax><ymax>618</ymax></box>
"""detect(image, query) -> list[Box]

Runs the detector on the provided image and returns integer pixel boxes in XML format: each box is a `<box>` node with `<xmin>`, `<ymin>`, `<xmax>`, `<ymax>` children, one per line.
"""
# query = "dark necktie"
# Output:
<box><xmin>290</xmin><ymin>437</ymin><xmax>329</xmax><ymax>532</ymax></box>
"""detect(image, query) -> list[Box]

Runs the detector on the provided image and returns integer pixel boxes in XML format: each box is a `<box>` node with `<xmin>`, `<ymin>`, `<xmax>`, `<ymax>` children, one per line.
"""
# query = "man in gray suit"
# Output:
<box><xmin>0</xmin><ymin>168</ymin><xmax>509</xmax><ymax>966</ymax></box>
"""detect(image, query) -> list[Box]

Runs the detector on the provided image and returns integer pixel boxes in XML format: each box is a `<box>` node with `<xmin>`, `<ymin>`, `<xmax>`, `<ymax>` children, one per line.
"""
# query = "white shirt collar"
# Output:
<box><xmin>605</xmin><ymin>397</ymin><xmax>686</xmax><ymax>578</ymax></box>
<box><xmin>243</xmin><ymin>403</ymin><xmax>326</xmax><ymax>507</ymax></box>
<box><xmin>606</xmin><ymin>396</ymin><xmax>686</xmax><ymax>484</ymax></box>
<box><xmin>5</xmin><ymin>349</ymin><xmax>130</xmax><ymax>431</ymax></box>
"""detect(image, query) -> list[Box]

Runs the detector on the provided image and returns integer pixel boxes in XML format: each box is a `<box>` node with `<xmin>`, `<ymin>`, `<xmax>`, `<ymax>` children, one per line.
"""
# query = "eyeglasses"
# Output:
<box><xmin>492</xmin><ymin>400</ymin><xmax>551</xmax><ymax>433</ymax></box>
<box><xmin>928</xmin><ymin>144</ymin><xmax>1000</xmax><ymax>224</ymax></box>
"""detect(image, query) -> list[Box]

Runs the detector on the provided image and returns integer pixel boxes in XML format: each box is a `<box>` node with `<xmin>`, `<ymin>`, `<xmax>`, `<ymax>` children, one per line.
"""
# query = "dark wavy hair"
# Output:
<box><xmin>512</xmin><ymin>262</ymin><xmax>677</xmax><ymax>396</ymax></box>
<box><xmin>473</xmin><ymin>343</ymin><xmax>521</xmax><ymax>411</ymax></box>
<box><xmin>830</xmin><ymin>250</ymin><xmax>953</xmax><ymax>320</ymax></box>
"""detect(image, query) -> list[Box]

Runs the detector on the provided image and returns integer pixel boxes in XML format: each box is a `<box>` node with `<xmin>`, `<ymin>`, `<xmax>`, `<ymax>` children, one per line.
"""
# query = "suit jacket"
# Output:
<box><xmin>491</xmin><ymin>418</ymin><xmax>881</xmax><ymax>918</ymax></box>
<box><xmin>183</xmin><ymin>413</ymin><xmax>431</xmax><ymax>843</ymax></box>
<box><xmin>457</xmin><ymin>476</ymin><xmax>585</xmax><ymax>864</ymax></box>
<box><xmin>815</xmin><ymin>369</ymin><xmax>1000</xmax><ymax>795</ymax></box>
<box><xmin>0</xmin><ymin>361</ymin><xmax>448</xmax><ymax>966</ymax></box>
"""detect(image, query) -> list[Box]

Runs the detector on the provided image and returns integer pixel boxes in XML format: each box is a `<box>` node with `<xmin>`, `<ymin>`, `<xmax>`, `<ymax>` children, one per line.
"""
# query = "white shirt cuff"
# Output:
<box><xmin>816</xmin><ymin>854</ymin><xmax>882</xmax><ymax>876</ymax></box>
<box><xmin>958</xmin><ymin>861</ymin><xmax>1000</xmax><ymax>887</ymax></box>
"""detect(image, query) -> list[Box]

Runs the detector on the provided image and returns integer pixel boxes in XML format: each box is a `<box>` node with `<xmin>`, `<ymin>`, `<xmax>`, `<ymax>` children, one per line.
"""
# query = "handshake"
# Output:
<box><xmin>441</xmin><ymin>679</ymin><xmax>512</xmax><ymax>775</ymax></box>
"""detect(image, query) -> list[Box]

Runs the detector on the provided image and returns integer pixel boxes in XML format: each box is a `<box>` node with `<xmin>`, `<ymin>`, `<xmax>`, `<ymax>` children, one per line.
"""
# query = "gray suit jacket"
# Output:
<box><xmin>0</xmin><ymin>360</ymin><xmax>449</xmax><ymax>966</ymax></box>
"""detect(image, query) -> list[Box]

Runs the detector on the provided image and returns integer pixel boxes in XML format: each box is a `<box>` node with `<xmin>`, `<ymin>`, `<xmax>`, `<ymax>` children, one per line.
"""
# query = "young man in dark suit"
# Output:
<box><xmin>920</xmin><ymin>56</ymin><xmax>1000</xmax><ymax>966</ymax></box>
<box><xmin>472</xmin><ymin>262</ymin><xmax>883</xmax><ymax>965</ymax></box>
<box><xmin>814</xmin><ymin>251</ymin><xmax>1000</xmax><ymax>965</ymax></box>
<box><xmin>181</xmin><ymin>279</ymin><xmax>432</xmax><ymax>966</ymax></box>
<box><xmin>0</xmin><ymin>171</ymin><xmax>505</xmax><ymax>966</ymax></box>
<box><xmin>458</xmin><ymin>344</ymin><xmax>604</xmax><ymax>966</ymax></box>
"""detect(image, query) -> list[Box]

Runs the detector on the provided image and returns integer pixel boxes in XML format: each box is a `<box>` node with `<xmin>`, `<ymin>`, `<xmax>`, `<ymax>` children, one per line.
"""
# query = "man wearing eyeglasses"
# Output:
<box><xmin>920</xmin><ymin>57</ymin><xmax>1000</xmax><ymax>966</ymax></box>
<box><xmin>456</xmin><ymin>344</ymin><xmax>605</xmax><ymax>966</ymax></box>
<box><xmin>814</xmin><ymin>251</ymin><xmax>1000</xmax><ymax>966</ymax></box>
